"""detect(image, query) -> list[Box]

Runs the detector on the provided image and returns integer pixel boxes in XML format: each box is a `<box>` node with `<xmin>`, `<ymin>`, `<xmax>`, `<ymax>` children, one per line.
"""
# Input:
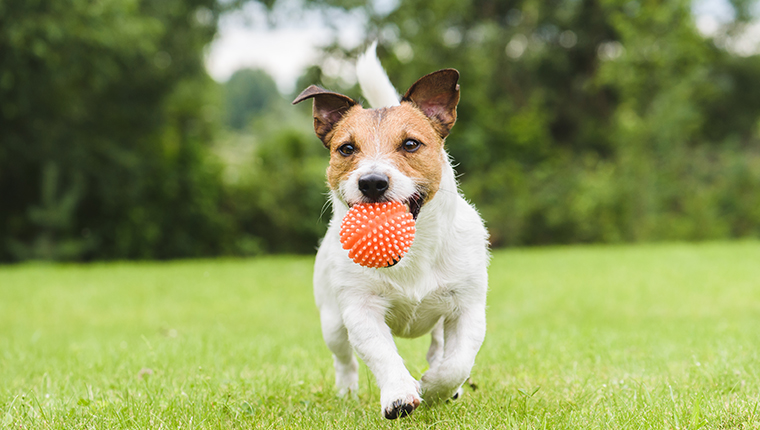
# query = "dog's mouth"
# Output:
<box><xmin>387</xmin><ymin>193</ymin><xmax>424</xmax><ymax>268</ymax></box>
<box><xmin>350</xmin><ymin>193</ymin><xmax>425</xmax><ymax>220</ymax></box>
<box><xmin>405</xmin><ymin>193</ymin><xmax>424</xmax><ymax>220</ymax></box>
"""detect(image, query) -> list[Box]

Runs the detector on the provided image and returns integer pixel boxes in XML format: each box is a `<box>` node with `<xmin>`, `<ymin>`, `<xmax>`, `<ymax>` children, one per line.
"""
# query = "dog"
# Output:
<box><xmin>292</xmin><ymin>43</ymin><xmax>489</xmax><ymax>420</ymax></box>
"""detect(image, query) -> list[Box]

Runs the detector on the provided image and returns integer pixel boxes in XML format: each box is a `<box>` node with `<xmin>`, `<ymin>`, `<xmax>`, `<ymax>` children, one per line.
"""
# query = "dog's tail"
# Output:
<box><xmin>356</xmin><ymin>41</ymin><xmax>400</xmax><ymax>108</ymax></box>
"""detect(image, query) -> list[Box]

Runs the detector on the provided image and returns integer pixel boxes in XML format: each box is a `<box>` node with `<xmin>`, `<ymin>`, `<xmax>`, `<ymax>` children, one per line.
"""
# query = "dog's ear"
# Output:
<box><xmin>293</xmin><ymin>85</ymin><xmax>357</xmax><ymax>146</ymax></box>
<box><xmin>402</xmin><ymin>69</ymin><xmax>460</xmax><ymax>138</ymax></box>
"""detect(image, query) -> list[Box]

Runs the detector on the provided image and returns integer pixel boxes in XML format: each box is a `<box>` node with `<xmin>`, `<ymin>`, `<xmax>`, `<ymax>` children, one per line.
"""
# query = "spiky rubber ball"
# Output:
<box><xmin>340</xmin><ymin>201</ymin><xmax>415</xmax><ymax>268</ymax></box>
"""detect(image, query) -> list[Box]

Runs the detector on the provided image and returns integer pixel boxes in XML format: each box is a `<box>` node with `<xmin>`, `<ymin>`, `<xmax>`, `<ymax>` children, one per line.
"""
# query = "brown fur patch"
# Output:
<box><xmin>325</xmin><ymin>102</ymin><xmax>446</xmax><ymax>204</ymax></box>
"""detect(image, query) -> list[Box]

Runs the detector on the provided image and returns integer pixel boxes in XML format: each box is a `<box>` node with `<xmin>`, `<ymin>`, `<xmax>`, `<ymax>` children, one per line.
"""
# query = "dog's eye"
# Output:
<box><xmin>402</xmin><ymin>139</ymin><xmax>422</xmax><ymax>153</ymax></box>
<box><xmin>337</xmin><ymin>143</ymin><xmax>356</xmax><ymax>156</ymax></box>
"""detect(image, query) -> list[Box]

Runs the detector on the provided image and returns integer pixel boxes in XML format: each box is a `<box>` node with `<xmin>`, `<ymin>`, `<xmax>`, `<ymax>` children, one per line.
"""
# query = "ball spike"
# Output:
<box><xmin>339</xmin><ymin>201</ymin><xmax>416</xmax><ymax>268</ymax></box>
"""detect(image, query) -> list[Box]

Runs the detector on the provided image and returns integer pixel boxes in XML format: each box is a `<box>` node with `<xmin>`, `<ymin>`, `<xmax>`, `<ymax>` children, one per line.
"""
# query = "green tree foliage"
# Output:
<box><xmin>293</xmin><ymin>0</ymin><xmax>760</xmax><ymax>246</ymax></box>
<box><xmin>216</xmin><ymin>94</ymin><xmax>330</xmax><ymax>255</ymax></box>
<box><xmin>224</xmin><ymin>68</ymin><xmax>281</xmax><ymax>130</ymax></box>
<box><xmin>0</xmin><ymin>0</ymin><xmax>232</xmax><ymax>261</ymax></box>
<box><xmin>3</xmin><ymin>0</ymin><xmax>760</xmax><ymax>262</ymax></box>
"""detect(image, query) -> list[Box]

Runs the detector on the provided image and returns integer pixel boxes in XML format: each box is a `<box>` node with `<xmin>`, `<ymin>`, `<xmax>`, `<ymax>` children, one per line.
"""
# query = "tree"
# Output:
<box><xmin>262</xmin><ymin>0</ymin><xmax>760</xmax><ymax>245</ymax></box>
<box><xmin>0</xmin><ymin>0</ymin><xmax>233</xmax><ymax>261</ymax></box>
<box><xmin>224</xmin><ymin>68</ymin><xmax>281</xmax><ymax>130</ymax></box>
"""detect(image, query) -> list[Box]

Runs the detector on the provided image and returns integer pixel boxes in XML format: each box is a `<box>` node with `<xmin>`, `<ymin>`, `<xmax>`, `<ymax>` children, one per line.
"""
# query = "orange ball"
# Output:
<box><xmin>339</xmin><ymin>201</ymin><xmax>416</xmax><ymax>268</ymax></box>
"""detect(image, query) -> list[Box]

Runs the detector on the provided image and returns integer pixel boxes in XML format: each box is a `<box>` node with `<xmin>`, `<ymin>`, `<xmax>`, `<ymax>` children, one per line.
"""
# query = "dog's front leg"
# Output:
<box><xmin>340</xmin><ymin>293</ymin><xmax>421</xmax><ymax>419</ymax></box>
<box><xmin>420</xmin><ymin>305</ymin><xmax>486</xmax><ymax>403</ymax></box>
<box><xmin>319</xmin><ymin>302</ymin><xmax>359</xmax><ymax>397</ymax></box>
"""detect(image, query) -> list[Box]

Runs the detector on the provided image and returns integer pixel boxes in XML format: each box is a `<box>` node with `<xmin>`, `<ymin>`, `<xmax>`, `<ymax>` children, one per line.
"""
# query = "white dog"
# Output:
<box><xmin>293</xmin><ymin>43</ymin><xmax>489</xmax><ymax>419</ymax></box>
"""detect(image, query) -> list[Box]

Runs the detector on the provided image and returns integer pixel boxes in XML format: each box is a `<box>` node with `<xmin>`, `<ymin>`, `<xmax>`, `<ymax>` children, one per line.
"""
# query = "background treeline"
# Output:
<box><xmin>1</xmin><ymin>0</ymin><xmax>760</xmax><ymax>262</ymax></box>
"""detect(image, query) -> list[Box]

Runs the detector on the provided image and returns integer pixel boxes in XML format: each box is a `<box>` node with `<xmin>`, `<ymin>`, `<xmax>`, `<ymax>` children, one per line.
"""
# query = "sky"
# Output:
<box><xmin>204</xmin><ymin>1</ymin><xmax>367</xmax><ymax>94</ymax></box>
<box><xmin>204</xmin><ymin>0</ymin><xmax>759</xmax><ymax>94</ymax></box>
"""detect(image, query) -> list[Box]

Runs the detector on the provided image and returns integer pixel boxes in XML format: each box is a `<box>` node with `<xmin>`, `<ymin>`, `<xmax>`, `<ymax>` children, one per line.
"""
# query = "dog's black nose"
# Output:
<box><xmin>358</xmin><ymin>173</ymin><xmax>389</xmax><ymax>201</ymax></box>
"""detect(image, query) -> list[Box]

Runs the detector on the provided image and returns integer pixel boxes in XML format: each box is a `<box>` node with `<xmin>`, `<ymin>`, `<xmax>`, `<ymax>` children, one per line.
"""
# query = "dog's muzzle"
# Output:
<box><xmin>353</xmin><ymin>173</ymin><xmax>425</xmax><ymax>220</ymax></box>
<box><xmin>358</xmin><ymin>173</ymin><xmax>389</xmax><ymax>201</ymax></box>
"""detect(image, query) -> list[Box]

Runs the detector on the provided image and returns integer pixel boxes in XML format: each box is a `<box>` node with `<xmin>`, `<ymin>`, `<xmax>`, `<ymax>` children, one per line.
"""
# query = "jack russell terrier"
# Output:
<box><xmin>292</xmin><ymin>43</ymin><xmax>489</xmax><ymax>419</ymax></box>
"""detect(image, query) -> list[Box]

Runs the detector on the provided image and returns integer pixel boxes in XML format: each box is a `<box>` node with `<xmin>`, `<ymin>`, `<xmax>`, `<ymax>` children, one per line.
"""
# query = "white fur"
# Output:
<box><xmin>356</xmin><ymin>41</ymin><xmax>401</xmax><ymax>108</ymax></box>
<box><xmin>338</xmin><ymin>157</ymin><xmax>417</xmax><ymax>207</ymax></box>
<box><xmin>314</xmin><ymin>47</ymin><xmax>489</xmax><ymax>418</ymax></box>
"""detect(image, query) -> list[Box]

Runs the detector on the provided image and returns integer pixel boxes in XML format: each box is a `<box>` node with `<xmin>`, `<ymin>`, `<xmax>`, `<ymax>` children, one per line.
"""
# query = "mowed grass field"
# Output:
<box><xmin>1</xmin><ymin>242</ymin><xmax>759</xmax><ymax>429</ymax></box>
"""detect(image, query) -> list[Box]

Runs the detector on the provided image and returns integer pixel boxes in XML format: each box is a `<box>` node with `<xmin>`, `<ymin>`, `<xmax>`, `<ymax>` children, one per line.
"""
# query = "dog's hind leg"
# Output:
<box><xmin>420</xmin><ymin>304</ymin><xmax>486</xmax><ymax>404</ymax></box>
<box><xmin>427</xmin><ymin>318</ymin><xmax>465</xmax><ymax>401</ymax></box>
<box><xmin>426</xmin><ymin>317</ymin><xmax>444</xmax><ymax>371</ymax></box>
<box><xmin>426</xmin><ymin>317</ymin><xmax>464</xmax><ymax>400</ymax></box>
<box><xmin>320</xmin><ymin>304</ymin><xmax>359</xmax><ymax>396</ymax></box>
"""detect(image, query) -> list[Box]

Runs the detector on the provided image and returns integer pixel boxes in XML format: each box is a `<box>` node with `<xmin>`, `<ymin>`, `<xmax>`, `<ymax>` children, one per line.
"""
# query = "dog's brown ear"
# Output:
<box><xmin>293</xmin><ymin>85</ymin><xmax>357</xmax><ymax>146</ymax></box>
<box><xmin>402</xmin><ymin>69</ymin><xmax>460</xmax><ymax>138</ymax></box>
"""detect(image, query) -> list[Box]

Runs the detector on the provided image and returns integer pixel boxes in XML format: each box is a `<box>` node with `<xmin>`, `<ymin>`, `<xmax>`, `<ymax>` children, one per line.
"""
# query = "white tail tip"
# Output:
<box><xmin>356</xmin><ymin>41</ymin><xmax>400</xmax><ymax>109</ymax></box>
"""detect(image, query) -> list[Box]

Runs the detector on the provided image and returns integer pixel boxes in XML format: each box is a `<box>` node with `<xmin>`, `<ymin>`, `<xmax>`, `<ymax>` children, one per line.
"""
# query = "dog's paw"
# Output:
<box><xmin>335</xmin><ymin>373</ymin><xmax>358</xmax><ymax>397</ymax></box>
<box><xmin>420</xmin><ymin>366</ymin><xmax>469</xmax><ymax>404</ymax></box>
<box><xmin>384</xmin><ymin>398</ymin><xmax>419</xmax><ymax>419</ymax></box>
<box><xmin>380</xmin><ymin>380</ymin><xmax>421</xmax><ymax>419</ymax></box>
<box><xmin>335</xmin><ymin>374</ymin><xmax>359</xmax><ymax>398</ymax></box>
<box><xmin>336</xmin><ymin>385</ymin><xmax>358</xmax><ymax>398</ymax></box>
<box><xmin>448</xmin><ymin>386</ymin><xmax>464</xmax><ymax>402</ymax></box>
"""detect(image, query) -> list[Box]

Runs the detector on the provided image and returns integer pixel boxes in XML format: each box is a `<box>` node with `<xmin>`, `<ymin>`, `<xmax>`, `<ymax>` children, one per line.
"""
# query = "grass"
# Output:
<box><xmin>1</xmin><ymin>241</ymin><xmax>760</xmax><ymax>429</ymax></box>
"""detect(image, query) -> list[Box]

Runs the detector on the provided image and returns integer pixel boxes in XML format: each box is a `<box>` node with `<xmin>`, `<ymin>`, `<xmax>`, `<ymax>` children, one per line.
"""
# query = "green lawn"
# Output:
<box><xmin>1</xmin><ymin>242</ymin><xmax>759</xmax><ymax>429</ymax></box>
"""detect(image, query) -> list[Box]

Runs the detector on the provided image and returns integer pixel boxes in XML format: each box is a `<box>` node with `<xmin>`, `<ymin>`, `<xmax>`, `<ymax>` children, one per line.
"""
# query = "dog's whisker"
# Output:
<box><xmin>318</xmin><ymin>193</ymin><xmax>333</xmax><ymax>223</ymax></box>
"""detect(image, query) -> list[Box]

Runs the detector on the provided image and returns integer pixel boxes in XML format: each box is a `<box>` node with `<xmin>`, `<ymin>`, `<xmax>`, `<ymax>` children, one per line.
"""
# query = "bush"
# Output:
<box><xmin>218</xmin><ymin>102</ymin><xmax>330</xmax><ymax>255</ymax></box>
<box><xmin>0</xmin><ymin>0</ymin><xmax>234</xmax><ymax>261</ymax></box>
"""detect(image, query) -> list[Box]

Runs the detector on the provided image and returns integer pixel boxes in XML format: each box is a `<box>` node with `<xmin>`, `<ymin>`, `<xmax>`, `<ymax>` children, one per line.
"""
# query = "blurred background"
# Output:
<box><xmin>1</xmin><ymin>0</ymin><xmax>759</xmax><ymax>262</ymax></box>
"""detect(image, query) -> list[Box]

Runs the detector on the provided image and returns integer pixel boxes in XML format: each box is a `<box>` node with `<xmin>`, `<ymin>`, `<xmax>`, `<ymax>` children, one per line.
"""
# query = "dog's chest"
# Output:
<box><xmin>382</xmin><ymin>283</ymin><xmax>455</xmax><ymax>338</ymax></box>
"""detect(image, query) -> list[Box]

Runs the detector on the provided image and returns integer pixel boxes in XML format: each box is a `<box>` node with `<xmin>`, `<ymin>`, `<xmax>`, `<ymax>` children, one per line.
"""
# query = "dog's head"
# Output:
<box><xmin>292</xmin><ymin>70</ymin><xmax>460</xmax><ymax>219</ymax></box>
